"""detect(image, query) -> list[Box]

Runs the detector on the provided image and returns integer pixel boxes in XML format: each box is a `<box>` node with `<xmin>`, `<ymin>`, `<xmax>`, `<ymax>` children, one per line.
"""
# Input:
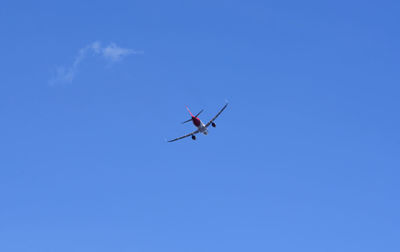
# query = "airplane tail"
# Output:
<box><xmin>182</xmin><ymin>106</ymin><xmax>203</xmax><ymax>124</ymax></box>
<box><xmin>185</xmin><ymin>106</ymin><xmax>194</xmax><ymax>116</ymax></box>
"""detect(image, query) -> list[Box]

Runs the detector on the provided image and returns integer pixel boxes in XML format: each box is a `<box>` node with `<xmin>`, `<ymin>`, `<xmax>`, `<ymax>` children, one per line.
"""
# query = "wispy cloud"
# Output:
<box><xmin>49</xmin><ymin>41</ymin><xmax>141</xmax><ymax>85</ymax></box>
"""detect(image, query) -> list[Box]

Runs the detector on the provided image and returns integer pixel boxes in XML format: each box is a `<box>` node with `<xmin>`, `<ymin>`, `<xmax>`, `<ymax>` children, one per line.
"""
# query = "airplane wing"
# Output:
<box><xmin>205</xmin><ymin>103</ymin><xmax>228</xmax><ymax>128</ymax></box>
<box><xmin>167</xmin><ymin>129</ymin><xmax>200</xmax><ymax>143</ymax></box>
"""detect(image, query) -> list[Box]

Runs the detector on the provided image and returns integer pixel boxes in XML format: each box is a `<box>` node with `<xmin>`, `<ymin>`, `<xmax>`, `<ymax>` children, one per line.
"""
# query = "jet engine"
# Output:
<box><xmin>191</xmin><ymin>135</ymin><xmax>196</xmax><ymax>140</ymax></box>
<box><xmin>211</xmin><ymin>122</ymin><xmax>216</xmax><ymax>128</ymax></box>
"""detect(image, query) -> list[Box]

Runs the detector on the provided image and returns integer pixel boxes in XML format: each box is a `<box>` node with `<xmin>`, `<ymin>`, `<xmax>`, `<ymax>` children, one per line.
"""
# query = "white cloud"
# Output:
<box><xmin>102</xmin><ymin>43</ymin><xmax>136</xmax><ymax>62</ymax></box>
<box><xmin>49</xmin><ymin>41</ymin><xmax>141</xmax><ymax>85</ymax></box>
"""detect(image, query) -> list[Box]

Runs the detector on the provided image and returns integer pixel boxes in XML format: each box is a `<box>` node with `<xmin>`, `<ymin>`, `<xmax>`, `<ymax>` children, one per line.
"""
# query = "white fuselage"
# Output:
<box><xmin>197</xmin><ymin>120</ymin><xmax>208</xmax><ymax>135</ymax></box>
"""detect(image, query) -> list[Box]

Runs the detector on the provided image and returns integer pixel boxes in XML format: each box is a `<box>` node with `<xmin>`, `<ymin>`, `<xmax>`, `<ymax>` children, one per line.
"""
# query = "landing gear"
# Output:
<box><xmin>211</xmin><ymin>122</ymin><xmax>216</xmax><ymax>128</ymax></box>
<box><xmin>191</xmin><ymin>135</ymin><xmax>196</xmax><ymax>140</ymax></box>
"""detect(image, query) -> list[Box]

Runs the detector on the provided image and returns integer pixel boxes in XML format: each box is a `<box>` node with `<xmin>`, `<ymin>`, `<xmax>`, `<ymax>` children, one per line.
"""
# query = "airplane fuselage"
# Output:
<box><xmin>192</xmin><ymin>117</ymin><xmax>208</xmax><ymax>135</ymax></box>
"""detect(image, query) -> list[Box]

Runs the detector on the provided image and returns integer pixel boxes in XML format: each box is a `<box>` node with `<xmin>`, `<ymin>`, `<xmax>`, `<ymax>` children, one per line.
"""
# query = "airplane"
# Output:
<box><xmin>168</xmin><ymin>103</ymin><xmax>228</xmax><ymax>142</ymax></box>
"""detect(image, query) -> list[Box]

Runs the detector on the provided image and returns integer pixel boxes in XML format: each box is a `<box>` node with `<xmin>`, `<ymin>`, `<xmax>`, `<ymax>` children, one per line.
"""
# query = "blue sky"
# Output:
<box><xmin>1</xmin><ymin>1</ymin><xmax>399</xmax><ymax>251</ymax></box>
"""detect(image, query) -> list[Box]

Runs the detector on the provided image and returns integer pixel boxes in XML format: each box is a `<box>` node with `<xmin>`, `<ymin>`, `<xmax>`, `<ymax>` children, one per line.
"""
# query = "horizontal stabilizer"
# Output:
<box><xmin>195</xmin><ymin>109</ymin><xmax>204</xmax><ymax>118</ymax></box>
<box><xmin>181</xmin><ymin>118</ymin><xmax>192</xmax><ymax>124</ymax></box>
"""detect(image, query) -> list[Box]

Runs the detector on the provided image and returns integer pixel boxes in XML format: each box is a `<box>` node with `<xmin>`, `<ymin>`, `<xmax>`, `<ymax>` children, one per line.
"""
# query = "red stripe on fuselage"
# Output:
<box><xmin>192</xmin><ymin>117</ymin><xmax>201</xmax><ymax>127</ymax></box>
